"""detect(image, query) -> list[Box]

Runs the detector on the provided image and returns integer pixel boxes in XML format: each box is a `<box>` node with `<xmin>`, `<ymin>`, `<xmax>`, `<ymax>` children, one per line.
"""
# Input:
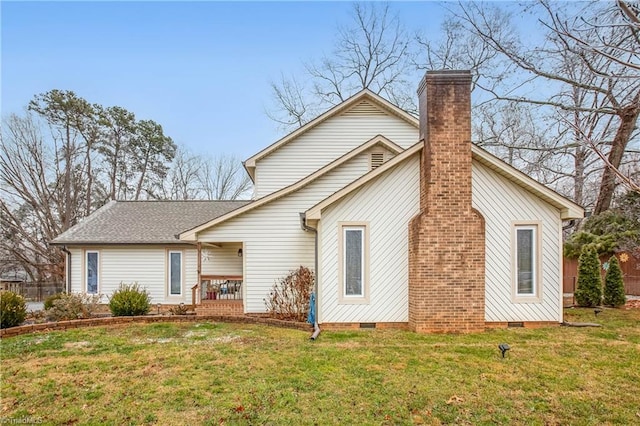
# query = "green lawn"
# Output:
<box><xmin>1</xmin><ymin>308</ymin><xmax>639</xmax><ymax>425</ymax></box>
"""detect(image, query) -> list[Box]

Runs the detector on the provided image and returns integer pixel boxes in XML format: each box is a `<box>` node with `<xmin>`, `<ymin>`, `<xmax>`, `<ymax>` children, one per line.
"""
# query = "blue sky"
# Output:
<box><xmin>1</xmin><ymin>1</ymin><xmax>446</xmax><ymax>159</ymax></box>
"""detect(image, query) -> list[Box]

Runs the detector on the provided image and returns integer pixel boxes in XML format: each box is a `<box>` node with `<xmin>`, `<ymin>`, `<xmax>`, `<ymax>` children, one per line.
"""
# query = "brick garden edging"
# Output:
<box><xmin>0</xmin><ymin>315</ymin><xmax>312</xmax><ymax>339</ymax></box>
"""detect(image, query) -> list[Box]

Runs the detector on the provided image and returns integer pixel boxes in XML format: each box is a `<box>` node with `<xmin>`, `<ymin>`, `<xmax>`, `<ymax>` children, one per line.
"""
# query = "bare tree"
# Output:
<box><xmin>0</xmin><ymin>114</ymin><xmax>66</xmax><ymax>282</ymax></box>
<box><xmin>160</xmin><ymin>147</ymin><xmax>252</xmax><ymax>201</ymax></box>
<box><xmin>268</xmin><ymin>3</ymin><xmax>415</xmax><ymax>130</ymax></box>
<box><xmin>450</xmin><ymin>0</ymin><xmax>640</xmax><ymax>213</ymax></box>
<box><xmin>197</xmin><ymin>154</ymin><xmax>252</xmax><ymax>200</ymax></box>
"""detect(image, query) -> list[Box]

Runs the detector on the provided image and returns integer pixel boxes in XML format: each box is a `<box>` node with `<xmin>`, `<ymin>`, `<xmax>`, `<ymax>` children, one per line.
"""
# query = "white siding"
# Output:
<box><xmin>317</xmin><ymin>156</ymin><xmax>564</xmax><ymax>325</ymax></box>
<box><xmin>68</xmin><ymin>245</ymin><xmax>197</xmax><ymax>304</ymax></box>
<box><xmin>319</xmin><ymin>156</ymin><xmax>420</xmax><ymax>323</ymax></box>
<box><xmin>473</xmin><ymin>162</ymin><xmax>563</xmax><ymax>323</ymax></box>
<box><xmin>201</xmin><ymin>245</ymin><xmax>243</xmax><ymax>276</ymax></box>
<box><xmin>198</xmin><ymin>151</ymin><xmax>378</xmax><ymax>313</ymax></box>
<box><xmin>69</xmin><ymin>247</ymin><xmax>83</xmax><ymax>294</ymax></box>
<box><xmin>254</xmin><ymin>114</ymin><xmax>418</xmax><ymax>197</ymax></box>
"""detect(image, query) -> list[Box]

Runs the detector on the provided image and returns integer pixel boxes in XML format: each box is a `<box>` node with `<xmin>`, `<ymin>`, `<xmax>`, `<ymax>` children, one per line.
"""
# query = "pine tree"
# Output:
<box><xmin>575</xmin><ymin>246</ymin><xmax>603</xmax><ymax>307</ymax></box>
<box><xmin>603</xmin><ymin>255</ymin><xmax>626</xmax><ymax>307</ymax></box>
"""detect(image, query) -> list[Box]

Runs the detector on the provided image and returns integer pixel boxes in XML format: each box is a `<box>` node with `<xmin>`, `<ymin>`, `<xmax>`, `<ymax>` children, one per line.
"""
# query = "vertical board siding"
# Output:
<box><xmin>254</xmin><ymin>114</ymin><xmax>418</xmax><ymax>197</ymax></box>
<box><xmin>472</xmin><ymin>162</ymin><xmax>563</xmax><ymax>323</ymax></box>
<box><xmin>198</xmin><ymin>151</ymin><xmax>381</xmax><ymax>313</ymax></box>
<box><xmin>319</xmin><ymin>155</ymin><xmax>420</xmax><ymax>323</ymax></box>
<box><xmin>68</xmin><ymin>246</ymin><xmax>197</xmax><ymax>304</ymax></box>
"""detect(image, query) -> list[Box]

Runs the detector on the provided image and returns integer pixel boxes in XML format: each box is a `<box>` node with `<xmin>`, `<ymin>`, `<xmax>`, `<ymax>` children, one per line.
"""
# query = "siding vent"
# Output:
<box><xmin>342</xmin><ymin>100</ymin><xmax>388</xmax><ymax>117</ymax></box>
<box><xmin>359</xmin><ymin>323</ymin><xmax>376</xmax><ymax>329</ymax></box>
<box><xmin>370</xmin><ymin>152</ymin><xmax>385</xmax><ymax>170</ymax></box>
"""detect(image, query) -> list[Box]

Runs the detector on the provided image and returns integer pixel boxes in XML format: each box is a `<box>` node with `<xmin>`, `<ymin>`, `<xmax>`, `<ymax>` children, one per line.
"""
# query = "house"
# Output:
<box><xmin>51</xmin><ymin>70</ymin><xmax>583</xmax><ymax>332</ymax></box>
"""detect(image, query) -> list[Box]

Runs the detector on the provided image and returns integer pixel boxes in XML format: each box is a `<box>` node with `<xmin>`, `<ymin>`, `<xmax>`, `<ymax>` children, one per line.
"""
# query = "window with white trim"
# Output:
<box><xmin>344</xmin><ymin>226</ymin><xmax>365</xmax><ymax>297</ymax></box>
<box><xmin>338</xmin><ymin>222</ymin><xmax>370</xmax><ymax>304</ymax></box>
<box><xmin>515</xmin><ymin>225</ymin><xmax>537</xmax><ymax>296</ymax></box>
<box><xmin>169</xmin><ymin>251</ymin><xmax>182</xmax><ymax>296</ymax></box>
<box><xmin>86</xmin><ymin>251</ymin><xmax>99</xmax><ymax>294</ymax></box>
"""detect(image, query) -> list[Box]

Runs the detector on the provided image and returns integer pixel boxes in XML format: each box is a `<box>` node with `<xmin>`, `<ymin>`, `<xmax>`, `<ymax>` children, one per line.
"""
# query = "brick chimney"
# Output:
<box><xmin>408</xmin><ymin>70</ymin><xmax>486</xmax><ymax>333</ymax></box>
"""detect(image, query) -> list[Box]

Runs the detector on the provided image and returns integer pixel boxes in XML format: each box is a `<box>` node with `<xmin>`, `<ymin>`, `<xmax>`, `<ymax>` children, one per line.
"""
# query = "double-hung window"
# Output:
<box><xmin>339</xmin><ymin>223</ymin><xmax>369</xmax><ymax>304</ymax></box>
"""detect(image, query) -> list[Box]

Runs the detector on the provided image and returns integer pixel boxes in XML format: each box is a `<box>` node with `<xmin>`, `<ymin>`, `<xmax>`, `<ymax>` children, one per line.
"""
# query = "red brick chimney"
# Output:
<box><xmin>408</xmin><ymin>70</ymin><xmax>486</xmax><ymax>333</ymax></box>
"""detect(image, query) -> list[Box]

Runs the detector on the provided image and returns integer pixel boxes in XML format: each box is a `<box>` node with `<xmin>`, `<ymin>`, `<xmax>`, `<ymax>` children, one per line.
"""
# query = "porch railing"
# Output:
<box><xmin>192</xmin><ymin>275</ymin><xmax>243</xmax><ymax>307</ymax></box>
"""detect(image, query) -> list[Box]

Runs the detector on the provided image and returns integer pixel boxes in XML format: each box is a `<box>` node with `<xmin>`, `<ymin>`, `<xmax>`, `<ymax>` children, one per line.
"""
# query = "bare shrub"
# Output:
<box><xmin>47</xmin><ymin>293</ymin><xmax>102</xmax><ymax>321</ymax></box>
<box><xmin>169</xmin><ymin>304</ymin><xmax>189</xmax><ymax>316</ymax></box>
<box><xmin>264</xmin><ymin>266</ymin><xmax>314</xmax><ymax>322</ymax></box>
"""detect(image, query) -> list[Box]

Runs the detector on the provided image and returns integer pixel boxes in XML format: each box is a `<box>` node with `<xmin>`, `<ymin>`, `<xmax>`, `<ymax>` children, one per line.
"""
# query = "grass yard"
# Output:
<box><xmin>1</xmin><ymin>308</ymin><xmax>639</xmax><ymax>425</ymax></box>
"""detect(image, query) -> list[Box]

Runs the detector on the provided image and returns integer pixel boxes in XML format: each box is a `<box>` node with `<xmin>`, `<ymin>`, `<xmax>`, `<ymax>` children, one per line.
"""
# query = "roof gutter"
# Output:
<box><xmin>299</xmin><ymin>213</ymin><xmax>321</xmax><ymax>340</ymax></box>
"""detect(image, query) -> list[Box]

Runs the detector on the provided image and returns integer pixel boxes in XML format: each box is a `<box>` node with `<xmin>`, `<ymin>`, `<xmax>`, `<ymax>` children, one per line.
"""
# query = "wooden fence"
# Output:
<box><xmin>0</xmin><ymin>282</ymin><xmax>64</xmax><ymax>301</ymax></box>
<box><xmin>563</xmin><ymin>253</ymin><xmax>640</xmax><ymax>296</ymax></box>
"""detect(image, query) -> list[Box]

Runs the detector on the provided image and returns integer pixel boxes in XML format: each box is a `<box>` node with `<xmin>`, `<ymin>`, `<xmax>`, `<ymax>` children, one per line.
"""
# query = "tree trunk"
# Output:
<box><xmin>85</xmin><ymin>145</ymin><xmax>93</xmax><ymax>215</ymax></box>
<box><xmin>574</xmin><ymin>145</ymin><xmax>586</xmax><ymax>206</ymax></box>
<box><xmin>63</xmin><ymin>123</ymin><xmax>72</xmax><ymax>230</ymax></box>
<box><xmin>134</xmin><ymin>144</ymin><xmax>150</xmax><ymax>200</ymax></box>
<box><xmin>594</xmin><ymin>105</ymin><xmax>640</xmax><ymax>214</ymax></box>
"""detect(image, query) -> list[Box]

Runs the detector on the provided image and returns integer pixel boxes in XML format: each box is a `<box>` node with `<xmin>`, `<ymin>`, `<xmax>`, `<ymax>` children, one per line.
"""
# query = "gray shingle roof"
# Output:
<box><xmin>50</xmin><ymin>200</ymin><xmax>250</xmax><ymax>245</ymax></box>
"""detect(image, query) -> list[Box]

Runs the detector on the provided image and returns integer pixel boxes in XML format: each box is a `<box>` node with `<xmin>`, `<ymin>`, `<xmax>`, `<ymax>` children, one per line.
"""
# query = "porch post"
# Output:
<box><xmin>196</xmin><ymin>242</ymin><xmax>202</xmax><ymax>286</ymax></box>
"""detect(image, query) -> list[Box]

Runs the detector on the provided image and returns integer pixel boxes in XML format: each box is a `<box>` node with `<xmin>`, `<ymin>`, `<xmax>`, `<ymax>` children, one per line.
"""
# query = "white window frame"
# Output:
<box><xmin>512</xmin><ymin>222</ymin><xmax>542</xmax><ymax>302</ymax></box>
<box><xmin>85</xmin><ymin>250</ymin><xmax>100</xmax><ymax>294</ymax></box>
<box><xmin>338</xmin><ymin>222</ymin><xmax>370</xmax><ymax>304</ymax></box>
<box><xmin>167</xmin><ymin>250</ymin><xmax>183</xmax><ymax>297</ymax></box>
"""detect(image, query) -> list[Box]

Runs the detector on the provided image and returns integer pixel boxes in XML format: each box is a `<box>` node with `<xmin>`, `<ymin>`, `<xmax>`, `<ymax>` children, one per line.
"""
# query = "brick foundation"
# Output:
<box><xmin>408</xmin><ymin>71</ymin><xmax>486</xmax><ymax>333</ymax></box>
<box><xmin>320</xmin><ymin>322</ymin><xmax>409</xmax><ymax>331</ymax></box>
<box><xmin>484</xmin><ymin>321</ymin><xmax>561</xmax><ymax>329</ymax></box>
<box><xmin>195</xmin><ymin>300</ymin><xmax>244</xmax><ymax>316</ymax></box>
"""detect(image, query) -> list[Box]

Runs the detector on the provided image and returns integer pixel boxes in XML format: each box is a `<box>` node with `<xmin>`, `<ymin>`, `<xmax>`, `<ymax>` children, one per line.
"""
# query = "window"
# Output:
<box><xmin>169</xmin><ymin>251</ymin><xmax>182</xmax><ymax>296</ymax></box>
<box><xmin>86</xmin><ymin>251</ymin><xmax>99</xmax><ymax>294</ymax></box>
<box><xmin>513</xmin><ymin>223</ymin><xmax>541</xmax><ymax>301</ymax></box>
<box><xmin>339</xmin><ymin>223</ymin><xmax>369</xmax><ymax>304</ymax></box>
<box><xmin>344</xmin><ymin>227</ymin><xmax>364</xmax><ymax>296</ymax></box>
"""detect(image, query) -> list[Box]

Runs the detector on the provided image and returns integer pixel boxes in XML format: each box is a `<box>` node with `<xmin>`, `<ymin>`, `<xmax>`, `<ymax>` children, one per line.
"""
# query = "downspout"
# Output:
<box><xmin>61</xmin><ymin>245</ymin><xmax>72</xmax><ymax>293</ymax></box>
<box><xmin>299</xmin><ymin>213</ymin><xmax>321</xmax><ymax>340</ymax></box>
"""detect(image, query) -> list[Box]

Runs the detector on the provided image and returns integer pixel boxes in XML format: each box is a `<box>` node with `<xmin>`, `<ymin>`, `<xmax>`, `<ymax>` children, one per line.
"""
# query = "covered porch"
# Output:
<box><xmin>192</xmin><ymin>242</ymin><xmax>244</xmax><ymax>316</ymax></box>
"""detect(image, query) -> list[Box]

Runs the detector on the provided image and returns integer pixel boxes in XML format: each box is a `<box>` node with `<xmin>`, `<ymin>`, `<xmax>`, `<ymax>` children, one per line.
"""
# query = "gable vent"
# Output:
<box><xmin>370</xmin><ymin>152</ymin><xmax>385</xmax><ymax>170</ymax></box>
<box><xmin>342</xmin><ymin>100</ymin><xmax>388</xmax><ymax>117</ymax></box>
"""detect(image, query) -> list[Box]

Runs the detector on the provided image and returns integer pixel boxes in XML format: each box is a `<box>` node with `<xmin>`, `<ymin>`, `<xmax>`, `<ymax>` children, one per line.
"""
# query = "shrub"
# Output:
<box><xmin>109</xmin><ymin>283</ymin><xmax>151</xmax><ymax>316</ymax></box>
<box><xmin>168</xmin><ymin>304</ymin><xmax>189</xmax><ymax>315</ymax></box>
<box><xmin>264</xmin><ymin>266</ymin><xmax>314</xmax><ymax>322</ymax></box>
<box><xmin>603</xmin><ymin>255</ymin><xmax>626</xmax><ymax>307</ymax></box>
<box><xmin>48</xmin><ymin>293</ymin><xmax>101</xmax><ymax>321</ymax></box>
<box><xmin>44</xmin><ymin>293</ymin><xmax>63</xmax><ymax>310</ymax></box>
<box><xmin>575</xmin><ymin>246</ymin><xmax>603</xmax><ymax>307</ymax></box>
<box><xmin>0</xmin><ymin>291</ymin><xmax>27</xmax><ymax>329</ymax></box>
